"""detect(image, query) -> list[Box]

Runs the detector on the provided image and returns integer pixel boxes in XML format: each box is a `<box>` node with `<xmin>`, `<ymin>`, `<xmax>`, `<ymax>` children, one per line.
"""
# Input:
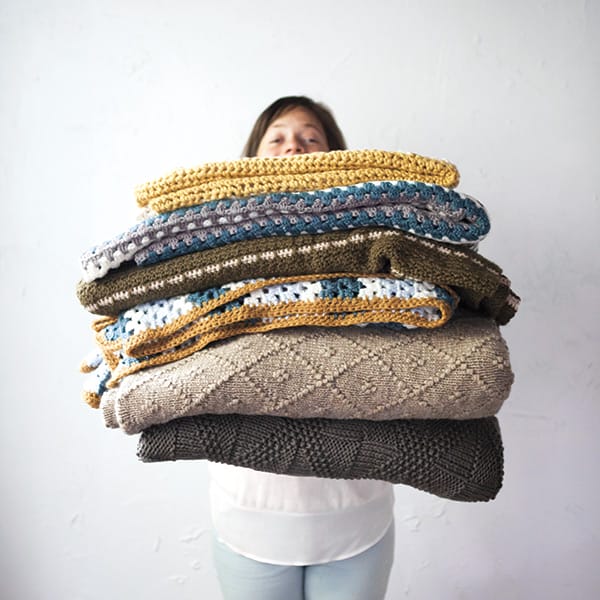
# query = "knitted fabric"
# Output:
<box><xmin>136</xmin><ymin>414</ymin><xmax>504</xmax><ymax>502</ymax></box>
<box><xmin>100</xmin><ymin>317</ymin><xmax>513</xmax><ymax>433</ymax></box>
<box><xmin>80</xmin><ymin>181</ymin><xmax>488</xmax><ymax>282</ymax></box>
<box><xmin>82</xmin><ymin>275</ymin><xmax>457</xmax><ymax>404</ymax></box>
<box><xmin>76</xmin><ymin>228</ymin><xmax>519</xmax><ymax>323</ymax></box>
<box><xmin>135</xmin><ymin>150</ymin><xmax>460</xmax><ymax>212</ymax></box>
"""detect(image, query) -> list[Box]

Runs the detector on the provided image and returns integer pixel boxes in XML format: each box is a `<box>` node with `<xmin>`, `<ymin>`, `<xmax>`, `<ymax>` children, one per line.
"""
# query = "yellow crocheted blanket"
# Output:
<box><xmin>135</xmin><ymin>149</ymin><xmax>460</xmax><ymax>213</ymax></box>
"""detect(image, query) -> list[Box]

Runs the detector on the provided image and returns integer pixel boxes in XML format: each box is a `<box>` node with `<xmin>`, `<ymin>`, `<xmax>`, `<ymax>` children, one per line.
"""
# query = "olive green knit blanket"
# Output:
<box><xmin>101</xmin><ymin>317</ymin><xmax>513</xmax><ymax>434</ymax></box>
<box><xmin>77</xmin><ymin>228</ymin><xmax>519</xmax><ymax>323</ymax></box>
<box><xmin>136</xmin><ymin>413</ymin><xmax>503</xmax><ymax>502</ymax></box>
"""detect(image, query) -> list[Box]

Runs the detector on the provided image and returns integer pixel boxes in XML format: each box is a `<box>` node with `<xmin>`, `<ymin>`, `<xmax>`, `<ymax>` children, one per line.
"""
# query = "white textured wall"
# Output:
<box><xmin>1</xmin><ymin>1</ymin><xmax>598</xmax><ymax>598</ymax></box>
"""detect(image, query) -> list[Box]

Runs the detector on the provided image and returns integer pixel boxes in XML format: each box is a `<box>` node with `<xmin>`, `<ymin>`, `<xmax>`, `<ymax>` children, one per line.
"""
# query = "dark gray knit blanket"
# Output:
<box><xmin>137</xmin><ymin>414</ymin><xmax>503</xmax><ymax>502</ymax></box>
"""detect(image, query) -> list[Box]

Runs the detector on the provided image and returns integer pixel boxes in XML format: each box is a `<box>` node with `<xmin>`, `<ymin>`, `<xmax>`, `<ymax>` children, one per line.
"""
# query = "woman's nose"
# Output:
<box><xmin>285</xmin><ymin>139</ymin><xmax>306</xmax><ymax>155</ymax></box>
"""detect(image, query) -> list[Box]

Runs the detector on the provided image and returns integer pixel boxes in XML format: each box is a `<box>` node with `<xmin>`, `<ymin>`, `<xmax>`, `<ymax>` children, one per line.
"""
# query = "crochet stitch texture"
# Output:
<box><xmin>81</xmin><ymin>181</ymin><xmax>487</xmax><ymax>282</ymax></box>
<box><xmin>135</xmin><ymin>150</ymin><xmax>460</xmax><ymax>212</ymax></box>
<box><xmin>83</xmin><ymin>274</ymin><xmax>457</xmax><ymax>404</ymax></box>
<box><xmin>136</xmin><ymin>413</ymin><xmax>504</xmax><ymax>502</ymax></box>
<box><xmin>100</xmin><ymin>318</ymin><xmax>514</xmax><ymax>433</ymax></box>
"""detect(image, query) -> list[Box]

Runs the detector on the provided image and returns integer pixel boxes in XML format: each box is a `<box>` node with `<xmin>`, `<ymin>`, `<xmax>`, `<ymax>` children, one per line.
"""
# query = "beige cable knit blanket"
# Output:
<box><xmin>102</xmin><ymin>316</ymin><xmax>513</xmax><ymax>434</ymax></box>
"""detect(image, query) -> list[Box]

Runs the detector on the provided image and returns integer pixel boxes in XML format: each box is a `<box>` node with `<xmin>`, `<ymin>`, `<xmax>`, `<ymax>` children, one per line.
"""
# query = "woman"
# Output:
<box><xmin>209</xmin><ymin>96</ymin><xmax>395</xmax><ymax>600</ymax></box>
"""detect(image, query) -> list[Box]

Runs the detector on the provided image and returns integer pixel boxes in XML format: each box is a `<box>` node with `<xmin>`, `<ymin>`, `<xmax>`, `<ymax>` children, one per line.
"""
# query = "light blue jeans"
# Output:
<box><xmin>212</xmin><ymin>523</ymin><xmax>394</xmax><ymax>600</ymax></box>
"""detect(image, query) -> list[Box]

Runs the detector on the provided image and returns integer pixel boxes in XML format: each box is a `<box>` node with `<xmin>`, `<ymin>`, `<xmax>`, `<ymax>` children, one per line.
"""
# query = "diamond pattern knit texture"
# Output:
<box><xmin>100</xmin><ymin>318</ymin><xmax>513</xmax><ymax>433</ymax></box>
<box><xmin>135</xmin><ymin>150</ymin><xmax>460</xmax><ymax>212</ymax></box>
<box><xmin>136</xmin><ymin>413</ymin><xmax>503</xmax><ymax>502</ymax></box>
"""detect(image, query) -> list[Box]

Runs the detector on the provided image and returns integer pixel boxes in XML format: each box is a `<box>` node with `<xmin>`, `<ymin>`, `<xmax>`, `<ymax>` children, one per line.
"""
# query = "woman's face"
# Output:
<box><xmin>256</xmin><ymin>106</ymin><xmax>329</xmax><ymax>158</ymax></box>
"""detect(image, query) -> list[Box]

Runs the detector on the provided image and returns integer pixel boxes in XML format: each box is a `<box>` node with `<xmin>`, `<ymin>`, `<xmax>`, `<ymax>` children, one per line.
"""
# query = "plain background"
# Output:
<box><xmin>1</xmin><ymin>1</ymin><xmax>598</xmax><ymax>598</ymax></box>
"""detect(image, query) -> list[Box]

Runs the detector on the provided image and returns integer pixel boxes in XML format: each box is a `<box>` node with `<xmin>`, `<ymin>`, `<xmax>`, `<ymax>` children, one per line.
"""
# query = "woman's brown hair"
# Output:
<box><xmin>242</xmin><ymin>96</ymin><xmax>347</xmax><ymax>157</ymax></box>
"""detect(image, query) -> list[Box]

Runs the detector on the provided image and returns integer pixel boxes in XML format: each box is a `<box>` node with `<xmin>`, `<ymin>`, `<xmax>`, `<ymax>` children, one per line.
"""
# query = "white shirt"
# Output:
<box><xmin>209</xmin><ymin>462</ymin><xmax>394</xmax><ymax>565</ymax></box>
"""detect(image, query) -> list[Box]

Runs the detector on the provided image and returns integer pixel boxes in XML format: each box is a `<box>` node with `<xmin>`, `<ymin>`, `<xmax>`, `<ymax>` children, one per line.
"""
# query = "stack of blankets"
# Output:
<box><xmin>77</xmin><ymin>149</ymin><xmax>519</xmax><ymax>503</ymax></box>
